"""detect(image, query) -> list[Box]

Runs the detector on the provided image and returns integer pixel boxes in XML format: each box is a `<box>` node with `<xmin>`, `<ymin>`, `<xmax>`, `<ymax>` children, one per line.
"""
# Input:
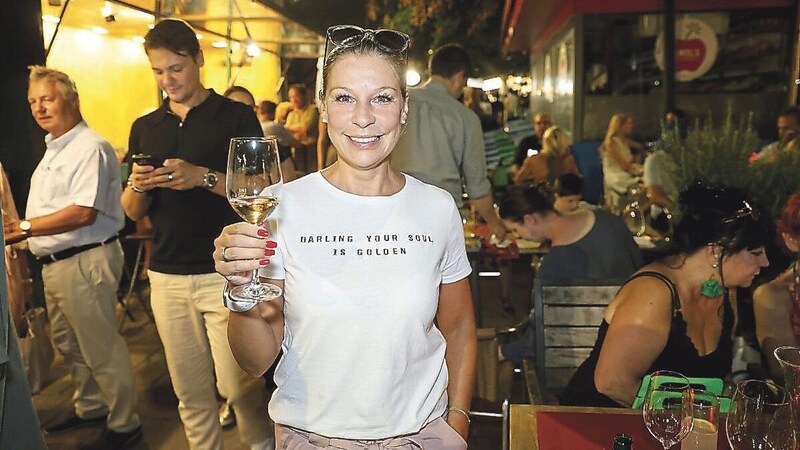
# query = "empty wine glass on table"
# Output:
<box><xmin>643</xmin><ymin>370</ymin><xmax>695</xmax><ymax>450</ymax></box>
<box><xmin>726</xmin><ymin>379</ymin><xmax>796</xmax><ymax>450</ymax></box>
<box><xmin>226</xmin><ymin>136</ymin><xmax>283</xmax><ymax>306</ymax></box>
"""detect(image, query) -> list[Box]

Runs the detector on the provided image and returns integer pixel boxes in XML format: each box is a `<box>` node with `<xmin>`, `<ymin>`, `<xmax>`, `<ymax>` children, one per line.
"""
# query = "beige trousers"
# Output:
<box><xmin>148</xmin><ymin>271</ymin><xmax>272</xmax><ymax>450</ymax></box>
<box><xmin>42</xmin><ymin>241</ymin><xmax>140</xmax><ymax>432</ymax></box>
<box><xmin>275</xmin><ymin>417</ymin><xmax>468</xmax><ymax>450</ymax></box>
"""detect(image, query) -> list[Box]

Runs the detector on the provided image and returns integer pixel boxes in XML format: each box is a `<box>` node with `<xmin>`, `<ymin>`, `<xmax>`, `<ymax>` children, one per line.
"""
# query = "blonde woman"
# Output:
<box><xmin>600</xmin><ymin>113</ymin><xmax>644</xmax><ymax>210</ymax></box>
<box><xmin>514</xmin><ymin>125</ymin><xmax>580</xmax><ymax>185</ymax></box>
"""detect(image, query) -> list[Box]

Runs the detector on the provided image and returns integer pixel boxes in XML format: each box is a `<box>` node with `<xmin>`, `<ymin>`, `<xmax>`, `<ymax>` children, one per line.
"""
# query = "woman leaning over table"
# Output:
<box><xmin>212</xmin><ymin>26</ymin><xmax>476</xmax><ymax>448</ymax></box>
<box><xmin>753</xmin><ymin>193</ymin><xmax>800</xmax><ymax>383</ymax></box>
<box><xmin>560</xmin><ymin>179</ymin><xmax>771</xmax><ymax>407</ymax></box>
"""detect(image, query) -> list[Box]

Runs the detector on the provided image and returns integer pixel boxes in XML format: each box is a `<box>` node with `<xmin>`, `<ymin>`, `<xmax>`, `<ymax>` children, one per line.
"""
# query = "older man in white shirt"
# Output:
<box><xmin>4</xmin><ymin>66</ymin><xmax>141</xmax><ymax>450</ymax></box>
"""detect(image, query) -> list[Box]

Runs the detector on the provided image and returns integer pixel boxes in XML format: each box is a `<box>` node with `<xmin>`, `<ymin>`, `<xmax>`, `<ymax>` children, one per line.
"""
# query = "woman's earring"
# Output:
<box><xmin>700</xmin><ymin>261</ymin><xmax>724</xmax><ymax>298</ymax></box>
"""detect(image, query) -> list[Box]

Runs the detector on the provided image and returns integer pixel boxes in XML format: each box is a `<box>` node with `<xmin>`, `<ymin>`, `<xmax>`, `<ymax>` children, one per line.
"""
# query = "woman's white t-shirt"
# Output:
<box><xmin>262</xmin><ymin>172</ymin><xmax>471</xmax><ymax>439</ymax></box>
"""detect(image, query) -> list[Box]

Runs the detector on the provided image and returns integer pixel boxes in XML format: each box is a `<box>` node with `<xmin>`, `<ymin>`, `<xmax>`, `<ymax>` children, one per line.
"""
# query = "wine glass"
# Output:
<box><xmin>226</xmin><ymin>136</ymin><xmax>283</xmax><ymax>305</ymax></box>
<box><xmin>642</xmin><ymin>370</ymin><xmax>695</xmax><ymax>449</ymax></box>
<box><xmin>726</xmin><ymin>379</ymin><xmax>796</xmax><ymax>450</ymax></box>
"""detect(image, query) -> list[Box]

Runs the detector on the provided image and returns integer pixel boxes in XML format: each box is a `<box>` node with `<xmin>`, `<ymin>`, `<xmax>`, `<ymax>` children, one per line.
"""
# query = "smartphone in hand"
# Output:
<box><xmin>131</xmin><ymin>153</ymin><xmax>166</xmax><ymax>168</ymax></box>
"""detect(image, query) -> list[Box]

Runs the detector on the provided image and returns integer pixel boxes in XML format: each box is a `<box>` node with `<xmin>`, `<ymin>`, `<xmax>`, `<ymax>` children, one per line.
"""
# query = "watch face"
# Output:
<box><xmin>20</xmin><ymin>220</ymin><xmax>31</xmax><ymax>231</ymax></box>
<box><xmin>205</xmin><ymin>171</ymin><xmax>218</xmax><ymax>188</ymax></box>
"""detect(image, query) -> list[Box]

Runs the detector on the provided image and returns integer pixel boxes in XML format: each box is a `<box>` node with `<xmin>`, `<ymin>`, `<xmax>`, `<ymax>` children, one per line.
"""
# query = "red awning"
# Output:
<box><xmin>502</xmin><ymin>0</ymin><xmax>797</xmax><ymax>54</ymax></box>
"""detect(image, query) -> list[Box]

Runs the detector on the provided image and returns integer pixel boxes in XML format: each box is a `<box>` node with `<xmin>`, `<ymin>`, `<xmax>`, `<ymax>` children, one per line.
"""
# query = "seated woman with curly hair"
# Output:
<box><xmin>561</xmin><ymin>179</ymin><xmax>772</xmax><ymax>407</ymax></box>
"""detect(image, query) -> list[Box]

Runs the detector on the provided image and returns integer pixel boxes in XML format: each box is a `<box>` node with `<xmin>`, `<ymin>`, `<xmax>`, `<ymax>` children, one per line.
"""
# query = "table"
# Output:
<box><xmin>510</xmin><ymin>404</ymin><xmax>729</xmax><ymax>450</ymax></box>
<box><xmin>466</xmin><ymin>238</ymin><xmax>547</xmax><ymax>327</ymax></box>
<box><xmin>465</xmin><ymin>231</ymin><xmax>670</xmax><ymax>326</ymax></box>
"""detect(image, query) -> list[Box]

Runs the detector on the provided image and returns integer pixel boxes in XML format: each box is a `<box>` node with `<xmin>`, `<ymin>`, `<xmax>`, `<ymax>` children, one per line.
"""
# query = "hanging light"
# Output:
<box><xmin>245</xmin><ymin>42</ymin><xmax>260</xmax><ymax>57</ymax></box>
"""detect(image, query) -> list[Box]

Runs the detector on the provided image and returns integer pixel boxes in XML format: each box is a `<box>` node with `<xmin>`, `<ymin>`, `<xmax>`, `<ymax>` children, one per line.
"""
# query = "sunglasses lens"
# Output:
<box><xmin>374</xmin><ymin>30</ymin><xmax>408</xmax><ymax>51</ymax></box>
<box><xmin>329</xmin><ymin>26</ymin><xmax>364</xmax><ymax>46</ymax></box>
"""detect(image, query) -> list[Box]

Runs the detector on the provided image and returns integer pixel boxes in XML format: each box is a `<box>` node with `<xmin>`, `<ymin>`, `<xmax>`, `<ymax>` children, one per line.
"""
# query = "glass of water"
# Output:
<box><xmin>681</xmin><ymin>389</ymin><xmax>719</xmax><ymax>450</ymax></box>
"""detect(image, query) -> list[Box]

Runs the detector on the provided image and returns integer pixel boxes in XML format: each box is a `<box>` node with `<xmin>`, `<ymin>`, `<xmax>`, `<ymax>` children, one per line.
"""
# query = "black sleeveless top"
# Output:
<box><xmin>559</xmin><ymin>271</ymin><xmax>734</xmax><ymax>407</ymax></box>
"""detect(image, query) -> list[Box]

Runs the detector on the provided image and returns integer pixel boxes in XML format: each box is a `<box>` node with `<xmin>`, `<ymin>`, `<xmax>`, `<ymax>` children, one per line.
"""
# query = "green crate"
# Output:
<box><xmin>632</xmin><ymin>375</ymin><xmax>730</xmax><ymax>413</ymax></box>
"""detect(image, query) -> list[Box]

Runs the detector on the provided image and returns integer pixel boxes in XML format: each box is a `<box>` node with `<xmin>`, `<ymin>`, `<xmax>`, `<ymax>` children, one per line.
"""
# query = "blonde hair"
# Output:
<box><xmin>604</xmin><ymin>113</ymin><xmax>632</xmax><ymax>145</ymax></box>
<box><xmin>28</xmin><ymin>65</ymin><xmax>79</xmax><ymax>105</ymax></box>
<box><xmin>541</xmin><ymin>126</ymin><xmax>570</xmax><ymax>157</ymax></box>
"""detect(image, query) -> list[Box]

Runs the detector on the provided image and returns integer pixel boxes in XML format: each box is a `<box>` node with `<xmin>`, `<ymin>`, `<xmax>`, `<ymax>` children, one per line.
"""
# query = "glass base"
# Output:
<box><xmin>229</xmin><ymin>278</ymin><xmax>282</xmax><ymax>303</ymax></box>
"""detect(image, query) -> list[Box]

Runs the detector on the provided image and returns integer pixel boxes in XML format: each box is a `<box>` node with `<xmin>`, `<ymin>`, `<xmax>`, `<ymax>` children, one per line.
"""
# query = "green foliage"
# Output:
<box><xmin>661</xmin><ymin>109</ymin><xmax>800</xmax><ymax>219</ymax></box>
<box><xmin>365</xmin><ymin>0</ymin><xmax>528</xmax><ymax>76</ymax></box>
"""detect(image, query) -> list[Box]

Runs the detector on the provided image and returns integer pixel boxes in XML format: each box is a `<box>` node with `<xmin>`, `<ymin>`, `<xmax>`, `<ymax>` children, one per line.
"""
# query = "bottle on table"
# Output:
<box><xmin>613</xmin><ymin>433</ymin><xmax>634</xmax><ymax>450</ymax></box>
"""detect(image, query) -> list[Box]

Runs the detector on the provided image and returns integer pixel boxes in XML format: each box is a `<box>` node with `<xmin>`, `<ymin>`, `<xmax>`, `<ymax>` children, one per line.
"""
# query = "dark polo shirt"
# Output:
<box><xmin>127</xmin><ymin>89</ymin><xmax>263</xmax><ymax>274</ymax></box>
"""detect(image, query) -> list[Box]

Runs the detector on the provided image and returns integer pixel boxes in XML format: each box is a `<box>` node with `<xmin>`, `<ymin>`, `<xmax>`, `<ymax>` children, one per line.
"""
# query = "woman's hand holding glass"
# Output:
<box><xmin>224</xmin><ymin>136</ymin><xmax>283</xmax><ymax>306</ymax></box>
<box><xmin>213</xmin><ymin>222</ymin><xmax>276</xmax><ymax>286</ymax></box>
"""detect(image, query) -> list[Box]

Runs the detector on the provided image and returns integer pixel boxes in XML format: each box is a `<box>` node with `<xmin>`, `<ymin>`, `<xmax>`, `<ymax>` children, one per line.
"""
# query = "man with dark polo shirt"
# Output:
<box><xmin>121</xmin><ymin>19</ymin><xmax>273</xmax><ymax>450</ymax></box>
<box><xmin>7</xmin><ymin>66</ymin><xmax>141</xmax><ymax>449</ymax></box>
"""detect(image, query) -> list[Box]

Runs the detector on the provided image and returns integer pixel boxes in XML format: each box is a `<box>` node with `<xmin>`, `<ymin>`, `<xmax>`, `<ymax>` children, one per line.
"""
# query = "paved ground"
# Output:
<box><xmin>31</xmin><ymin>255</ymin><xmax>537</xmax><ymax>449</ymax></box>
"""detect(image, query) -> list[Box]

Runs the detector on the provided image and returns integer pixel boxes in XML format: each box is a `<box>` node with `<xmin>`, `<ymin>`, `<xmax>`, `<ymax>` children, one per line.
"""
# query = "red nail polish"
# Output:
<box><xmin>266</xmin><ymin>240</ymin><xmax>277</xmax><ymax>249</ymax></box>
<box><xmin>259</xmin><ymin>259</ymin><xmax>269</xmax><ymax>265</ymax></box>
<box><xmin>264</xmin><ymin>249</ymin><xmax>275</xmax><ymax>256</ymax></box>
<box><xmin>257</xmin><ymin>229</ymin><xmax>268</xmax><ymax>237</ymax></box>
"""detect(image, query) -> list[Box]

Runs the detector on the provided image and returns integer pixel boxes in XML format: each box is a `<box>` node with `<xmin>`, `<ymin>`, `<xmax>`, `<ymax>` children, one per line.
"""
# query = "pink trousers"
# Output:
<box><xmin>275</xmin><ymin>417</ymin><xmax>468</xmax><ymax>449</ymax></box>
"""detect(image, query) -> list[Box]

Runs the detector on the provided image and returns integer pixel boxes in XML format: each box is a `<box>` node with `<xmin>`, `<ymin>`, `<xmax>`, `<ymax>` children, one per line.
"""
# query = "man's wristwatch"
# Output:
<box><xmin>19</xmin><ymin>220</ymin><xmax>32</xmax><ymax>237</ymax></box>
<box><xmin>203</xmin><ymin>169</ymin><xmax>218</xmax><ymax>189</ymax></box>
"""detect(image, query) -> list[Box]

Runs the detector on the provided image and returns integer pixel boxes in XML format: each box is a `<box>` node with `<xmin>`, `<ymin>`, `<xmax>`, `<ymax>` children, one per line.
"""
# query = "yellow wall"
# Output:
<box><xmin>45</xmin><ymin>28</ymin><xmax>281</xmax><ymax>158</ymax></box>
<box><xmin>203</xmin><ymin>47</ymin><xmax>282</xmax><ymax>104</ymax></box>
<box><xmin>47</xmin><ymin>28</ymin><xmax>157</xmax><ymax>157</ymax></box>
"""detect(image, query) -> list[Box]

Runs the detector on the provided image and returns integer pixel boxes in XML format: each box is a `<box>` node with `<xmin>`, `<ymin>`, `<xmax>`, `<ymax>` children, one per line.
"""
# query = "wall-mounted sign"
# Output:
<box><xmin>654</xmin><ymin>16</ymin><xmax>719</xmax><ymax>81</ymax></box>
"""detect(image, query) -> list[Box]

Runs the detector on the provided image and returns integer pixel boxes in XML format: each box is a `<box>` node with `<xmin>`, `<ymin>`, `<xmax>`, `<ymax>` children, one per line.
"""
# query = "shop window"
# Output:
<box><xmin>583</xmin><ymin>8</ymin><xmax>794</xmax><ymax>96</ymax></box>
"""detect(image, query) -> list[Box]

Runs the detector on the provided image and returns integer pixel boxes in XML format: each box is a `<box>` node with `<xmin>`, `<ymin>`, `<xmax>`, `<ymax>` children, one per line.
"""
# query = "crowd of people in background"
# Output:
<box><xmin>2</xmin><ymin>15</ymin><xmax>800</xmax><ymax>450</ymax></box>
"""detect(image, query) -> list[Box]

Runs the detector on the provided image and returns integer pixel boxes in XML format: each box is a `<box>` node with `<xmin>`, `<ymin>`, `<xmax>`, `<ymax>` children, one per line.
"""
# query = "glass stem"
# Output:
<box><xmin>250</xmin><ymin>269</ymin><xmax>261</xmax><ymax>288</ymax></box>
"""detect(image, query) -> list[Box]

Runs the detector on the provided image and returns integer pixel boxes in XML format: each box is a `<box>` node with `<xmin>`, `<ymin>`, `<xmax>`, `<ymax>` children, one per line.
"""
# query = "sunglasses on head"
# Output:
<box><xmin>325</xmin><ymin>25</ymin><xmax>410</xmax><ymax>60</ymax></box>
<box><xmin>722</xmin><ymin>200</ymin><xmax>760</xmax><ymax>224</ymax></box>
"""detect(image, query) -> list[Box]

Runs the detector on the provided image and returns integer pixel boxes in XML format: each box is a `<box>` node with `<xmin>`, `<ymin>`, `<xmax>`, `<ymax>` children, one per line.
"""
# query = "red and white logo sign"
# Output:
<box><xmin>655</xmin><ymin>17</ymin><xmax>719</xmax><ymax>81</ymax></box>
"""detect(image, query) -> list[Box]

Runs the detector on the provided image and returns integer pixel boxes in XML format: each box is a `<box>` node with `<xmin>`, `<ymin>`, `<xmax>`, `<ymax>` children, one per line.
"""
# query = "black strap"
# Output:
<box><xmin>37</xmin><ymin>235</ymin><xmax>118</xmax><ymax>264</ymax></box>
<box><xmin>625</xmin><ymin>270</ymin><xmax>681</xmax><ymax>316</ymax></box>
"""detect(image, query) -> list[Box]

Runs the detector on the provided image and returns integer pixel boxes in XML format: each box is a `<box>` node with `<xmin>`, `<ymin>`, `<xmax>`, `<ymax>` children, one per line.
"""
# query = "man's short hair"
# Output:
<box><xmin>429</xmin><ymin>44</ymin><xmax>472</xmax><ymax>79</ymax></box>
<box><xmin>779</xmin><ymin>106</ymin><xmax>800</xmax><ymax>123</ymax></box>
<box><xmin>288</xmin><ymin>84</ymin><xmax>308</xmax><ymax>98</ymax></box>
<box><xmin>144</xmin><ymin>19</ymin><xmax>200</xmax><ymax>59</ymax></box>
<box><xmin>259</xmin><ymin>100</ymin><xmax>277</xmax><ymax>117</ymax></box>
<box><xmin>28</xmin><ymin>65</ymin><xmax>79</xmax><ymax>105</ymax></box>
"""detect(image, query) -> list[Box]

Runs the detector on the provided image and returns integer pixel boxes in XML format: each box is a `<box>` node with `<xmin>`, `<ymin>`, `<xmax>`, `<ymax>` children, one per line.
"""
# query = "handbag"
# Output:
<box><xmin>19</xmin><ymin>307</ymin><xmax>55</xmax><ymax>394</ymax></box>
<box><xmin>6</xmin><ymin>246</ymin><xmax>32</xmax><ymax>337</ymax></box>
<box><xmin>0</xmin><ymin>162</ymin><xmax>32</xmax><ymax>337</ymax></box>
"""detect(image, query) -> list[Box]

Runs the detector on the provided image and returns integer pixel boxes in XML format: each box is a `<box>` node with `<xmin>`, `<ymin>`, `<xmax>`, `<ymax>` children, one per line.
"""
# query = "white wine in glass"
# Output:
<box><xmin>226</xmin><ymin>136</ymin><xmax>283</xmax><ymax>305</ymax></box>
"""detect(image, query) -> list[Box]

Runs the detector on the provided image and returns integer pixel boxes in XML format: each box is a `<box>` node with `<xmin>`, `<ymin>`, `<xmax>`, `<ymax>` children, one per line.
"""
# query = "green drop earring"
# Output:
<box><xmin>700</xmin><ymin>260</ymin><xmax>723</xmax><ymax>298</ymax></box>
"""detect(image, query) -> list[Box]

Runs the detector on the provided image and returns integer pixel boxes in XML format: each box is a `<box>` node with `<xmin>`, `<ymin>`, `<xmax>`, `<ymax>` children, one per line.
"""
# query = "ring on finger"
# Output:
<box><xmin>221</xmin><ymin>246</ymin><xmax>231</xmax><ymax>262</ymax></box>
<box><xmin>167</xmin><ymin>173</ymin><xmax>174</xmax><ymax>182</ymax></box>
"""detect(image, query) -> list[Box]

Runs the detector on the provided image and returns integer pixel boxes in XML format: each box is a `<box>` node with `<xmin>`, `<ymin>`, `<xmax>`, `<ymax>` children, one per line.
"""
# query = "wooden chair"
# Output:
<box><xmin>531</xmin><ymin>278</ymin><xmax>625</xmax><ymax>402</ymax></box>
<box><xmin>118</xmin><ymin>232</ymin><xmax>155</xmax><ymax>330</ymax></box>
<box><xmin>469</xmin><ymin>398</ymin><xmax>510</xmax><ymax>450</ymax></box>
